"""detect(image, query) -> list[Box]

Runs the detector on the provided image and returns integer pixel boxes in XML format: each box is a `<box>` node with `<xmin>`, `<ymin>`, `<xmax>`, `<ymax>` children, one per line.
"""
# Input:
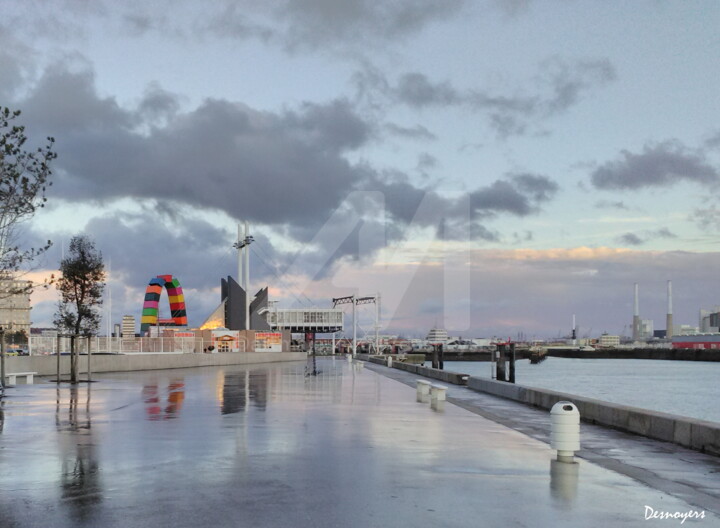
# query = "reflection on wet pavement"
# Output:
<box><xmin>0</xmin><ymin>358</ymin><xmax>716</xmax><ymax>528</ymax></box>
<box><xmin>143</xmin><ymin>379</ymin><xmax>185</xmax><ymax>420</ymax></box>
<box><xmin>56</xmin><ymin>387</ymin><xmax>102</xmax><ymax>522</ymax></box>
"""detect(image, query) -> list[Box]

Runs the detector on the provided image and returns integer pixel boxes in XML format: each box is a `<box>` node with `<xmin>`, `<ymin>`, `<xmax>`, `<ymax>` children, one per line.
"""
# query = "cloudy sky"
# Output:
<box><xmin>3</xmin><ymin>0</ymin><xmax>720</xmax><ymax>339</ymax></box>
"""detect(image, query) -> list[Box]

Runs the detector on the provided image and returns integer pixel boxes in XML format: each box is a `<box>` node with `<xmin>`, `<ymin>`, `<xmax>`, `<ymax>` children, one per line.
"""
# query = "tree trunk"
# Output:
<box><xmin>70</xmin><ymin>335</ymin><xmax>78</xmax><ymax>384</ymax></box>
<box><xmin>87</xmin><ymin>337</ymin><xmax>91</xmax><ymax>382</ymax></box>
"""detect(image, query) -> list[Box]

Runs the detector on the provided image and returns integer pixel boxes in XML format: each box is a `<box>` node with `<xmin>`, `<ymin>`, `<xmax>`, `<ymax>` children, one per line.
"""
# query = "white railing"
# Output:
<box><xmin>28</xmin><ymin>336</ymin><xmax>212</xmax><ymax>355</ymax></box>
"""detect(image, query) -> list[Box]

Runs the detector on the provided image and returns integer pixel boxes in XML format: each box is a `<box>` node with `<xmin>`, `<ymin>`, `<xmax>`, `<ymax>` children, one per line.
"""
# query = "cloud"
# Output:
<box><xmin>591</xmin><ymin>140</ymin><xmax>719</xmax><ymax>190</ymax></box>
<box><xmin>617</xmin><ymin>228</ymin><xmax>677</xmax><ymax>246</ymax></box>
<box><xmin>5</xmin><ymin>0</ymin><xmax>466</xmax><ymax>53</ymax></box>
<box><xmin>705</xmin><ymin>131</ymin><xmax>720</xmax><ymax>150</ymax></box>
<box><xmin>16</xmin><ymin>64</ymin><xmax>368</xmax><ymax>228</ymax></box>
<box><xmin>324</xmin><ymin>246</ymin><xmax>720</xmax><ymax>337</ymax></box>
<box><xmin>618</xmin><ymin>232</ymin><xmax>644</xmax><ymax>246</ymax></box>
<box><xmin>354</xmin><ymin>58</ymin><xmax>616</xmax><ymax>137</ymax></box>
<box><xmin>10</xmin><ymin>62</ymin><xmax>562</xmax><ymax>299</ymax></box>
<box><xmin>595</xmin><ymin>200</ymin><xmax>629</xmax><ymax>210</ymax></box>
<box><xmin>416</xmin><ymin>153</ymin><xmax>437</xmax><ymax>171</ymax></box>
<box><xmin>691</xmin><ymin>207</ymin><xmax>720</xmax><ymax>231</ymax></box>
<box><xmin>384</xmin><ymin>122</ymin><xmax>437</xmax><ymax>141</ymax></box>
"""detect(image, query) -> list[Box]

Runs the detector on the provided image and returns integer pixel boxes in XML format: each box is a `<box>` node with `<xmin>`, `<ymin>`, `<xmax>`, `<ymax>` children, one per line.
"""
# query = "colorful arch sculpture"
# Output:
<box><xmin>140</xmin><ymin>275</ymin><xmax>188</xmax><ymax>334</ymax></box>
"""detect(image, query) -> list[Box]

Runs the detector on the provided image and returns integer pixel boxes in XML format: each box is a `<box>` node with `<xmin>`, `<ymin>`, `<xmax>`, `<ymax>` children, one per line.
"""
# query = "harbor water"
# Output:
<box><xmin>451</xmin><ymin>358</ymin><xmax>720</xmax><ymax>424</ymax></box>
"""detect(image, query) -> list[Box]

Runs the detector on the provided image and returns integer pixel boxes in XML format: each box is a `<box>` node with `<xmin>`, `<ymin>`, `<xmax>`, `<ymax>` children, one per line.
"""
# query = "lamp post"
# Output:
<box><xmin>232</xmin><ymin>222</ymin><xmax>254</xmax><ymax>330</ymax></box>
<box><xmin>0</xmin><ymin>325</ymin><xmax>5</xmax><ymax>390</ymax></box>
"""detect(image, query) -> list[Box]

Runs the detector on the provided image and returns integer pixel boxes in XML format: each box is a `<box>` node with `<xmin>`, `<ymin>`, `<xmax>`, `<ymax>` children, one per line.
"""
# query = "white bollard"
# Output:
<box><xmin>387</xmin><ymin>356</ymin><xmax>393</xmax><ymax>367</ymax></box>
<box><xmin>430</xmin><ymin>384</ymin><xmax>448</xmax><ymax>411</ymax></box>
<box><xmin>430</xmin><ymin>384</ymin><xmax>447</xmax><ymax>403</ymax></box>
<box><xmin>550</xmin><ymin>401</ymin><xmax>580</xmax><ymax>462</ymax></box>
<box><xmin>416</xmin><ymin>380</ymin><xmax>432</xmax><ymax>402</ymax></box>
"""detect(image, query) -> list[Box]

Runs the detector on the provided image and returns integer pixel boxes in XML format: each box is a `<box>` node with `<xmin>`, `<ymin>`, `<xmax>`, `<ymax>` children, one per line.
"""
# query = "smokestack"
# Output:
<box><xmin>666</xmin><ymin>280</ymin><xmax>673</xmax><ymax>339</ymax></box>
<box><xmin>632</xmin><ymin>283</ymin><xmax>641</xmax><ymax>341</ymax></box>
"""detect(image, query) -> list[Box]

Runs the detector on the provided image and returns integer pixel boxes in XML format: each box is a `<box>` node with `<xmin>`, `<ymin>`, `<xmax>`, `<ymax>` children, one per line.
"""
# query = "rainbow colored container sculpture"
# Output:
<box><xmin>140</xmin><ymin>275</ymin><xmax>188</xmax><ymax>334</ymax></box>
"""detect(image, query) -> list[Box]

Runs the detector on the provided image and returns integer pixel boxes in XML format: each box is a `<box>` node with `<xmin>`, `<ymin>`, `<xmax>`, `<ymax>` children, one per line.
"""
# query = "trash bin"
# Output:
<box><xmin>550</xmin><ymin>401</ymin><xmax>580</xmax><ymax>462</ymax></box>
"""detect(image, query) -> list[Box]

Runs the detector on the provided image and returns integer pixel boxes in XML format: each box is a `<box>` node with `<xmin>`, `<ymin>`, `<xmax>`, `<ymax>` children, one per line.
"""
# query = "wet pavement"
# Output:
<box><xmin>0</xmin><ymin>357</ymin><xmax>717</xmax><ymax>527</ymax></box>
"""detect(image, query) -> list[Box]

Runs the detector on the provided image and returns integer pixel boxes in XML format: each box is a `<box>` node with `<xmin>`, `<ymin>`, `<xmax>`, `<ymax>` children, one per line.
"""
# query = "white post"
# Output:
<box><xmin>667</xmin><ymin>280</ymin><xmax>674</xmax><ymax>339</ymax></box>
<box><xmin>375</xmin><ymin>292</ymin><xmax>380</xmax><ymax>354</ymax></box>
<box><xmin>244</xmin><ymin>221</ymin><xmax>250</xmax><ymax>331</ymax></box>
<box><xmin>332</xmin><ymin>332</ymin><xmax>336</xmax><ymax>355</ymax></box>
<box><xmin>352</xmin><ymin>296</ymin><xmax>357</xmax><ymax>357</ymax></box>
<box><xmin>237</xmin><ymin>222</ymin><xmax>243</xmax><ymax>285</ymax></box>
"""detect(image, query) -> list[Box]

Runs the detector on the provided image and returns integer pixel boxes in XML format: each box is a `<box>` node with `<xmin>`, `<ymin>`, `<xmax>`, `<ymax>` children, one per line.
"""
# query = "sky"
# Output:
<box><xmin>2</xmin><ymin>0</ymin><xmax>720</xmax><ymax>339</ymax></box>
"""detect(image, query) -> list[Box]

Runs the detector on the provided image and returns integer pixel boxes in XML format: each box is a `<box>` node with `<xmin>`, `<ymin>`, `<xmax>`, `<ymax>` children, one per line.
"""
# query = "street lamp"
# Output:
<box><xmin>0</xmin><ymin>324</ymin><xmax>5</xmax><ymax>392</ymax></box>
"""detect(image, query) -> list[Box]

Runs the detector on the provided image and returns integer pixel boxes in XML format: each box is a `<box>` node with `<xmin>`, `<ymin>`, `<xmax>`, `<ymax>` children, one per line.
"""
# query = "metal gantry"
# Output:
<box><xmin>332</xmin><ymin>293</ymin><xmax>381</xmax><ymax>356</ymax></box>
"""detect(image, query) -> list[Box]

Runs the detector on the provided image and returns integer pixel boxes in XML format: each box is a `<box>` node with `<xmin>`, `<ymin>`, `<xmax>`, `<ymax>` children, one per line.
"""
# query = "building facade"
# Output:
<box><xmin>0</xmin><ymin>277</ymin><xmax>32</xmax><ymax>335</ymax></box>
<box><xmin>122</xmin><ymin>315</ymin><xmax>136</xmax><ymax>337</ymax></box>
<box><xmin>598</xmin><ymin>334</ymin><xmax>620</xmax><ymax>348</ymax></box>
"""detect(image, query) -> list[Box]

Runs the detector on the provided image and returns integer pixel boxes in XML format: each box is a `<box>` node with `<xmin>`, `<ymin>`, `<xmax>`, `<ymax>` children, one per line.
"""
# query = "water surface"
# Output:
<box><xmin>450</xmin><ymin>358</ymin><xmax>720</xmax><ymax>423</ymax></box>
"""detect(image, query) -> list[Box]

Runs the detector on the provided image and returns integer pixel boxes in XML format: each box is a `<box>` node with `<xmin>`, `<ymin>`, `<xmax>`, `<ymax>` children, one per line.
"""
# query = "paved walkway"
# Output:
<box><xmin>0</xmin><ymin>357</ymin><xmax>716</xmax><ymax>527</ymax></box>
<box><xmin>365</xmin><ymin>361</ymin><xmax>720</xmax><ymax>516</ymax></box>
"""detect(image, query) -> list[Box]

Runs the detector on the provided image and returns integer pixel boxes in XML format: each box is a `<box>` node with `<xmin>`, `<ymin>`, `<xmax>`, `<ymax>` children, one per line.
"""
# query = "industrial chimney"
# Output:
<box><xmin>632</xmin><ymin>283</ymin><xmax>640</xmax><ymax>341</ymax></box>
<box><xmin>666</xmin><ymin>280</ymin><xmax>673</xmax><ymax>339</ymax></box>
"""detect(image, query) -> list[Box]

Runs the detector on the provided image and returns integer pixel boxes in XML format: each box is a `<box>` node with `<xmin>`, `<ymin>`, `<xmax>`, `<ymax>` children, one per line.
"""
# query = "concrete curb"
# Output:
<box><xmin>467</xmin><ymin>376</ymin><xmax>720</xmax><ymax>456</ymax></box>
<box><xmin>5</xmin><ymin>352</ymin><xmax>307</xmax><ymax>377</ymax></box>
<box><xmin>367</xmin><ymin>356</ymin><xmax>469</xmax><ymax>385</ymax></box>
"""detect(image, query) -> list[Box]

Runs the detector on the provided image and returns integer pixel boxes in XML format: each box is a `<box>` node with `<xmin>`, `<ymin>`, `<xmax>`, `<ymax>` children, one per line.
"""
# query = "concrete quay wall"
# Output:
<box><xmin>368</xmin><ymin>356</ymin><xmax>469</xmax><ymax>385</ymax></box>
<box><xmin>467</xmin><ymin>376</ymin><xmax>720</xmax><ymax>456</ymax></box>
<box><xmin>547</xmin><ymin>348</ymin><xmax>720</xmax><ymax>361</ymax></box>
<box><xmin>4</xmin><ymin>352</ymin><xmax>307</xmax><ymax>377</ymax></box>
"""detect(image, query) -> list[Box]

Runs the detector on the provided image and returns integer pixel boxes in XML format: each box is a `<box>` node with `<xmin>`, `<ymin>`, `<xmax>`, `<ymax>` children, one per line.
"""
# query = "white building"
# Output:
<box><xmin>425</xmin><ymin>327</ymin><xmax>448</xmax><ymax>344</ymax></box>
<box><xmin>122</xmin><ymin>315</ymin><xmax>136</xmax><ymax>337</ymax></box>
<box><xmin>0</xmin><ymin>277</ymin><xmax>32</xmax><ymax>335</ymax></box>
<box><xmin>639</xmin><ymin>319</ymin><xmax>654</xmax><ymax>339</ymax></box>
<box><xmin>598</xmin><ymin>334</ymin><xmax>620</xmax><ymax>348</ymax></box>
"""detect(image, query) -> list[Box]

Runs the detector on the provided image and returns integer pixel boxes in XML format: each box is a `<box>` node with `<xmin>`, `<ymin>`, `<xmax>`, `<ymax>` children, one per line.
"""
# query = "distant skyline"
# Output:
<box><xmin>2</xmin><ymin>1</ymin><xmax>720</xmax><ymax>337</ymax></box>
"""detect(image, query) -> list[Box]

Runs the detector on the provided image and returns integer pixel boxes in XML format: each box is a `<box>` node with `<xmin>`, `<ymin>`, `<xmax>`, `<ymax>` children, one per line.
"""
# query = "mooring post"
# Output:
<box><xmin>509</xmin><ymin>343</ymin><xmax>516</xmax><ymax>384</ymax></box>
<box><xmin>431</xmin><ymin>344</ymin><xmax>439</xmax><ymax>369</ymax></box>
<box><xmin>496</xmin><ymin>344</ymin><xmax>507</xmax><ymax>382</ymax></box>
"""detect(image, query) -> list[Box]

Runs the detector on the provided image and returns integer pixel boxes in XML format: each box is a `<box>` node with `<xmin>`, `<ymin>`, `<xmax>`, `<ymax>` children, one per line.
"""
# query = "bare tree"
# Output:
<box><xmin>1</xmin><ymin>107</ymin><xmax>55</xmax><ymax>289</ymax></box>
<box><xmin>54</xmin><ymin>236</ymin><xmax>105</xmax><ymax>384</ymax></box>
<box><xmin>1</xmin><ymin>107</ymin><xmax>55</xmax><ymax>388</ymax></box>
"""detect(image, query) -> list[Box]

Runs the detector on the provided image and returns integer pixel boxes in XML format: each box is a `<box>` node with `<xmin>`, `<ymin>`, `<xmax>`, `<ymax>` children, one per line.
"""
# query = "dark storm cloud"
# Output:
<box><xmin>591</xmin><ymin>141</ymin><xmax>719</xmax><ymax>190</ymax></box>
<box><xmin>0</xmin><ymin>34</ymin><xmax>35</xmax><ymax>100</ymax></box>
<box><xmin>136</xmin><ymin>83</ymin><xmax>182</xmax><ymax>124</ymax></box>
<box><xmin>354</xmin><ymin>58</ymin><xmax>616</xmax><ymax>138</ymax></box>
<box><xmin>364</xmin><ymin>171</ymin><xmax>558</xmax><ymax>232</ymax></box>
<box><xmin>283</xmin><ymin>99</ymin><xmax>373</xmax><ymax>152</ymax></box>
<box><xmin>17</xmin><ymin>65</ymin><xmax>368</xmax><ymax>227</ymax></box>
<box><xmin>53</xmin><ymin>208</ymin><xmax>233</xmax><ymax>291</ymax></box>
<box><xmin>509</xmin><ymin>173</ymin><xmax>559</xmax><ymax>203</ymax></box>
<box><xmin>13</xmin><ymin>63</ymin><xmax>562</xmax><ymax>285</ymax></box>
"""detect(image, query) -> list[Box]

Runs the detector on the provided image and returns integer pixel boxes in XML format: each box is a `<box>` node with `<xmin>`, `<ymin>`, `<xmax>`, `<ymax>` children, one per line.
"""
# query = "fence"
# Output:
<box><xmin>29</xmin><ymin>336</ymin><xmax>212</xmax><ymax>355</ymax></box>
